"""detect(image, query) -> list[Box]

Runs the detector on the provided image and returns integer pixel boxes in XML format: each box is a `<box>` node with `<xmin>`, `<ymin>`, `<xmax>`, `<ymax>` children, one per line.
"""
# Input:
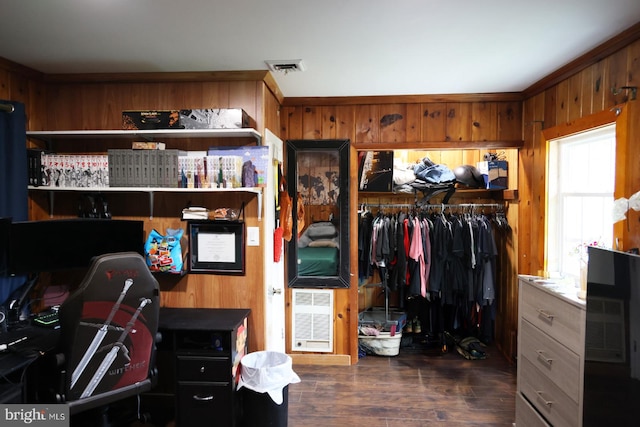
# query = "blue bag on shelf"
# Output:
<box><xmin>145</xmin><ymin>228</ymin><xmax>184</xmax><ymax>274</ymax></box>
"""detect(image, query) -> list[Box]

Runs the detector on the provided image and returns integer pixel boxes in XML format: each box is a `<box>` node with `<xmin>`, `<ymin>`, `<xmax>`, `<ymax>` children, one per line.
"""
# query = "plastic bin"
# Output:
<box><xmin>237</xmin><ymin>351</ymin><xmax>300</xmax><ymax>427</ymax></box>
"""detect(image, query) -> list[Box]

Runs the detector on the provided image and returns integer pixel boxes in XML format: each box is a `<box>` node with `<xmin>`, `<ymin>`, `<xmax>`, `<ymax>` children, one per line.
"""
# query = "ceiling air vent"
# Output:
<box><xmin>265</xmin><ymin>59</ymin><xmax>306</xmax><ymax>73</ymax></box>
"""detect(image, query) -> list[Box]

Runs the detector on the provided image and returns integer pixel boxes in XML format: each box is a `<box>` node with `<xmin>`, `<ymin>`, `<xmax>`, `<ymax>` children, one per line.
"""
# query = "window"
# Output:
<box><xmin>546</xmin><ymin>124</ymin><xmax>616</xmax><ymax>279</ymax></box>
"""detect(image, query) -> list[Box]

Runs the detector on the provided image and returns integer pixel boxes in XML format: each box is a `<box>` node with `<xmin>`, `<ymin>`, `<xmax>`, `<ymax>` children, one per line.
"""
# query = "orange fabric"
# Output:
<box><xmin>280</xmin><ymin>190</ymin><xmax>292</xmax><ymax>242</ymax></box>
<box><xmin>296</xmin><ymin>192</ymin><xmax>305</xmax><ymax>236</ymax></box>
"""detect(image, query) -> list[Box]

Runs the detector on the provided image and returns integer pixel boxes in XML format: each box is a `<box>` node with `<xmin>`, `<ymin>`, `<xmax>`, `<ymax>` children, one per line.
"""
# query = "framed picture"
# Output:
<box><xmin>188</xmin><ymin>220</ymin><xmax>245</xmax><ymax>274</ymax></box>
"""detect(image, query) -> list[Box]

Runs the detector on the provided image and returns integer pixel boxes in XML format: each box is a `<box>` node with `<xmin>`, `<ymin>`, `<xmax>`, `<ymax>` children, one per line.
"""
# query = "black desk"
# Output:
<box><xmin>1</xmin><ymin>308</ymin><xmax>251</xmax><ymax>427</ymax></box>
<box><xmin>0</xmin><ymin>324</ymin><xmax>60</xmax><ymax>403</ymax></box>
<box><xmin>145</xmin><ymin>308</ymin><xmax>251</xmax><ymax>427</ymax></box>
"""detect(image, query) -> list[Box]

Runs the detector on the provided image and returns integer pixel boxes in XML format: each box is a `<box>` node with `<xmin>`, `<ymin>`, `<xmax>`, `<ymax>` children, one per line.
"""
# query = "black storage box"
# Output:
<box><xmin>122</xmin><ymin>110</ymin><xmax>181</xmax><ymax>130</ymax></box>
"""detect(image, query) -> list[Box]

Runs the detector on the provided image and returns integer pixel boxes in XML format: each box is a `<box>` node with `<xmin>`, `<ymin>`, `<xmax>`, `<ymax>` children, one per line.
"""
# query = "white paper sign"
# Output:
<box><xmin>198</xmin><ymin>232</ymin><xmax>236</xmax><ymax>263</ymax></box>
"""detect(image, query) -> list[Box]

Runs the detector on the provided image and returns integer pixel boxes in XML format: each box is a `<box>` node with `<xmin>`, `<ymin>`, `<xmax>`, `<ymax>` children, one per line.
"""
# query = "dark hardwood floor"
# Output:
<box><xmin>288</xmin><ymin>337</ymin><xmax>517</xmax><ymax>427</ymax></box>
<box><xmin>129</xmin><ymin>335</ymin><xmax>516</xmax><ymax>427</ymax></box>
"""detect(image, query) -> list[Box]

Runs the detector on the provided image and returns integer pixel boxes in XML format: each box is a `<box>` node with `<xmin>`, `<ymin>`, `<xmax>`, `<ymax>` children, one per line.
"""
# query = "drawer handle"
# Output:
<box><xmin>193</xmin><ymin>394</ymin><xmax>214</xmax><ymax>401</ymax></box>
<box><xmin>536</xmin><ymin>350</ymin><xmax>554</xmax><ymax>365</ymax></box>
<box><xmin>535</xmin><ymin>390</ymin><xmax>554</xmax><ymax>407</ymax></box>
<box><xmin>536</xmin><ymin>309</ymin><xmax>554</xmax><ymax>320</ymax></box>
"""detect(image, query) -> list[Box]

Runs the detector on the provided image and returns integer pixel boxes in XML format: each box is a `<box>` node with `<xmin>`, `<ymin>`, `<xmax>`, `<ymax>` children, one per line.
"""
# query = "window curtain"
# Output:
<box><xmin>0</xmin><ymin>100</ymin><xmax>28</xmax><ymax>305</ymax></box>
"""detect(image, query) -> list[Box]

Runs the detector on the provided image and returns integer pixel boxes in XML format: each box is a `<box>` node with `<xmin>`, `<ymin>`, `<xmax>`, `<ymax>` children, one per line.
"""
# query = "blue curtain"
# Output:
<box><xmin>0</xmin><ymin>100</ymin><xmax>28</xmax><ymax>305</ymax></box>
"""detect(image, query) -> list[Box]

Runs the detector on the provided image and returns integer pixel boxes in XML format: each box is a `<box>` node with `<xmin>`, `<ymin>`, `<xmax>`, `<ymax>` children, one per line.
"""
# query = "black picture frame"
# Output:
<box><xmin>188</xmin><ymin>220</ymin><xmax>245</xmax><ymax>274</ymax></box>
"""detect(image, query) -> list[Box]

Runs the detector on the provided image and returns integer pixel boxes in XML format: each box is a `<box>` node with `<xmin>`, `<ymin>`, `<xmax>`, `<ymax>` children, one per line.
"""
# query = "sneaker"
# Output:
<box><xmin>404</xmin><ymin>320</ymin><xmax>413</xmax><ymax>334</ymax></box>
<box><xmin>413</xmin><ymin>318</ymin><xmax>422</xmax><ymax>334</ymax></box>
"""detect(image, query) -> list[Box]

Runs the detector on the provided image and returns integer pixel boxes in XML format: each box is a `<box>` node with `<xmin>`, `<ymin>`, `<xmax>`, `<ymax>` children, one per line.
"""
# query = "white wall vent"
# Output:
<box><xmin>265</xmin><ymin>59</ymin><xmax>306</xmax><ymax>73</ymax></box>
<box><xmin>291</xmin><ymin>289</ymin><xmax>333</xmax><ymax>352</ymax></box>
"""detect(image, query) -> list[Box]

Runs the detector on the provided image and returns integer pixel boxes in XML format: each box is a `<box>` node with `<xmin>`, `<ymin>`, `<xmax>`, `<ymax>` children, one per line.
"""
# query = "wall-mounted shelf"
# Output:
<box><xmin>27</xmin><ymin>128</ymin><xmax>265</xmax><ymax>220</ymax></box>
<box><xmin>27</xmin><ymin>128</ymin><xmax>262</xmax><ymax>144</ymax></box>
<box><xmin>28</xmin><ymin>186</ymin><xmax>263</xmax><ymax>220</ymax></box>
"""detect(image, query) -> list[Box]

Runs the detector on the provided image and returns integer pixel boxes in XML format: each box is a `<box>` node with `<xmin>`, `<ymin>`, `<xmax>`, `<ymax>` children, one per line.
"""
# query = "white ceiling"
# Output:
<box><xmin>1</xmin><ymin>0</ymin><xmax>639</xmax><ymax>98</ymax></box>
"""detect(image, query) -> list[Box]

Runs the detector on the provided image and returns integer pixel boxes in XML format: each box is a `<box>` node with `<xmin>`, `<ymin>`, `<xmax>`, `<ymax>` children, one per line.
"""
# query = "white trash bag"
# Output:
<box><xmin>237</xmin><ymin>351</ymin><xmax>300</xmax><ymax>404</ymax></box>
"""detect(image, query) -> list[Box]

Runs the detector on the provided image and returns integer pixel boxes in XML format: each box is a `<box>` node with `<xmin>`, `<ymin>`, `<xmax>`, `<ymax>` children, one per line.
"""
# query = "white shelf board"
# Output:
<box><xmin>26</xmin><ymin>128</ymin><xmax>262</xmax><ymax>141</ymax></box>
<box><xmin>28</xmin><ymin>186</ymin><xmax>263</xmax><ymax>220</ymax></box>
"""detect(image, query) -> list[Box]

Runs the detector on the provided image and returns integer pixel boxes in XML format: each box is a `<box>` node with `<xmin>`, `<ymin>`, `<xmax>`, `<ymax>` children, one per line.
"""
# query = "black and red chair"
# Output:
<box><xmin>54</xmin><ymin>252</ymin><xmax>160</xmax><ymax>425</ymax></box>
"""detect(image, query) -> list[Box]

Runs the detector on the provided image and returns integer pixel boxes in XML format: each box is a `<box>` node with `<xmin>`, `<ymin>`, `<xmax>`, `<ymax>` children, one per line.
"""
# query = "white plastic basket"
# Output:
<box><xmin>358</xmin><ymin>331</ymin><xmax>402</xmax><ymax>356</ymax></box>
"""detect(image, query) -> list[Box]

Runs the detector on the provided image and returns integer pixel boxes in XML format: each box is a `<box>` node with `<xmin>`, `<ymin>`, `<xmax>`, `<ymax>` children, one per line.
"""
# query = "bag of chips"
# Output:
<box><xmin>145</xmin><ymin>228</ymin><xmax>184</xmax><ymax>274</ymax></box>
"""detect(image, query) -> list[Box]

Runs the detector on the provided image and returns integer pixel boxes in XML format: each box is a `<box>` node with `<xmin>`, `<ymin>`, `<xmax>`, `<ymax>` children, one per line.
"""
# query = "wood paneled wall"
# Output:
<box><xmin>520</xmin><ymin>37</ymin><xmax>640</xmax><ymax>277</ymax></box>
<box><xmin>280</xmin><ymin>99</ymin><xmax>523</xmax><ymax>361</ymax></box>
<box><xmin>0</xmin><ymin>67</ymin><xmax>283</xmax><ymax>353</ymax></box>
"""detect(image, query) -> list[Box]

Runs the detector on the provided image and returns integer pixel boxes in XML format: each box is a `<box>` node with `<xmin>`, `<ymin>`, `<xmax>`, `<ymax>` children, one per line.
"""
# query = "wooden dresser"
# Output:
<box><xmin>516</xmin><ymin>276</ymin><xmax>586</xmax><ymax>427</ymax></box>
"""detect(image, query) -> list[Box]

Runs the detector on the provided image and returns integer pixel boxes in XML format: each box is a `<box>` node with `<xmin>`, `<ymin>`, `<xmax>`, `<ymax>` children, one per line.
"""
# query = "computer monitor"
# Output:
<box><xmin>7</xmin><ymin>219</ymin><xmax>145</xmax><ymax>276</ymax></box>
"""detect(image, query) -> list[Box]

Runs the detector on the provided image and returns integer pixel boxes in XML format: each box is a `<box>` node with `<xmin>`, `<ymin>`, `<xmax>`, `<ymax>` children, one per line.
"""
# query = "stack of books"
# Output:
<box><xmin>181</xmin><ymin>207</ymin><xmax>210</xmax><ymax>220</ymax></box>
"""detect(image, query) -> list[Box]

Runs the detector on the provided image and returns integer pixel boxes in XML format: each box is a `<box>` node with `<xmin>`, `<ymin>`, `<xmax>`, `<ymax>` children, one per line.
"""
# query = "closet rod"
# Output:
<box><xmin>0</xmin><ymin>103</ymin><xmax>14</xmax><ymax>113</ymax></box>
<box><xmin>361</xmin><ymin>202</ymin><xmax>504</xmax><ymax>210</ymax></box>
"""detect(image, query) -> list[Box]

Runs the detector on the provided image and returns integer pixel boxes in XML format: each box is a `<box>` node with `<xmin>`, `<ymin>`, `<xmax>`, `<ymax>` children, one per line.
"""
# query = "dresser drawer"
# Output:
<box><xmin>520</xmin><ymin>281</ymin><xmax>584</xmax><ymax>353</ymax></box>
<box><xmin>177</xmin><ymin>382</ymin><xmax>232</xmax><ymax>427</ymax></box>
<box><xmin>520</xmin><ymin>357</ymin><xmax>579</xmax><ymax>427</ymax></box>
<box><xmin>515</xmin><ymin>393</ymin><xmax>551</xmax><ymax>427</ymax></box>
<box><xmin>177</xmin><ymin>355</ymin><xmax>230</xmax><ymax>382</ymax></box>
<box><xmin>520</xmin><ymin>319</ymin><xmax>582</xmax><ymax>402</ymax></box>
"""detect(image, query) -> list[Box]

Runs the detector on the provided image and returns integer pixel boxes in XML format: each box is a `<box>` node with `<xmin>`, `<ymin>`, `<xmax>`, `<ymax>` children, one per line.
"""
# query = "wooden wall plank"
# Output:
<box><xmin>334</xmin><ymin>105</ymin><xmax>355</xmax><ymax>140</ymax></box>
<box><xmin>421</xmin><ymin>102</ymin><xmax>447</xmax><ymax>141</ymax></box>
<box><xmin>302</xmin><ymin>106</ymin><xmax>322</xmax><ymax>140</ymax></box>
<box><xmin>321</xmin><ymin>106</ymin><xmax>338</xmax><ymax>140</ymax></box>
<box><xmin>378</xmin><ymin>104</ymin><xmax>407</xmax><ymax>143</ymax></box>
<box><xmin>283</xmin><ymin>106</ymin><xmax>303</xmax><ymax>140</ymax></box>
<box><xmin>445</xmin><ymin>102</ymin><xmax>472</xmax><ymax>142</ymax></box>
<box><xmin>606</xmin><ymin>48</ymin><xmax>629</xmax><ymax>107</ymax></box>
<box><xmin>567</xmin><ymin>72</ymin><xmax>583</xmax><ymax>122</ymax></box>
<box><xmin>355</xmin><ymin>105</ymin><xmax>380</xmax><ymax>143</ymax></box>
<box><xmin>497</xmin><ymin>101</ymin><xmax>522</xmax><ymax>141</ymax></box>
<box><xmin>471</xmin><ymin>101</ymin><xmax>497</xmax><ymax>142</ymax></box>
<box><xmin>627</xmin><ymin>38</ymin><xmax>640</xmax><ymax>93</ymax></box>
<box><xmin>555</xmin><ymin>79</ymin><xmax>570</xmax><ymax>125</ymax></box>
<box><xmin>405</xmin><ymin>104</ymin><xmax>421</xmax><ymax>143</ymax></box>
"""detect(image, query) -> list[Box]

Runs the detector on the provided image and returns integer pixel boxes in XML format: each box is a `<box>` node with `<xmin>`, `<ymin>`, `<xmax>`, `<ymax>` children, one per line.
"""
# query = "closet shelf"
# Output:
<box><xmin>359</xmin><ymin>188</ymin><xmax>516</xmax><ymax>201</ymax></box>
<box><xmin>354</xmin><ymin>140</ymin><xmax>523</xmax><ymax>150</ymax></box>
<box><xmin>28</xmin><ymin>186</ymin><xmax>263</xmax><ymax>220</ymax></box>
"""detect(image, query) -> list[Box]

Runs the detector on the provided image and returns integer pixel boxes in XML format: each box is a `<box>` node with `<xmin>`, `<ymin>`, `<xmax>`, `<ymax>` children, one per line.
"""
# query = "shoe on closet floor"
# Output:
<box><xmin>413</xmin><ymin>318</ymin><xmax>422</xmax><ymax>334</ymax></box>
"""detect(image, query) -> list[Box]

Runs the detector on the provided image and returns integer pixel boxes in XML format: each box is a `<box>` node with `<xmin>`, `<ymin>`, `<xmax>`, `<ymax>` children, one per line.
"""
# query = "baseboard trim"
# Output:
<box><xmin>289</xmin><ymin>353</ymin><xmax>352</xmax><ymax>366</ymax></box>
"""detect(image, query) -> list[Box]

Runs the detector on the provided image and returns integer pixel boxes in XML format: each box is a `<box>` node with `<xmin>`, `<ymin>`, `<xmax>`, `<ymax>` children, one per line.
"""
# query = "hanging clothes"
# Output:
<box><xmin>358</xmin><ymin>204</ymin><xmax>508</xmax><ymax>344</ymax></box>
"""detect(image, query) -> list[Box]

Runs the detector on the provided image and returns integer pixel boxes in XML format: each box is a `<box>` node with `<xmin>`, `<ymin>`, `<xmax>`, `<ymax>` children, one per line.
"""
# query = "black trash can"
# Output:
<box><xmin>237</xmin><ymin>351</ymin><xmax>300</xmax><ymax>427</ymax></box>
<box><xmin>241</xmin><ymin>385</ymin><xmax>289</xmax><ymax>427</ymax></box>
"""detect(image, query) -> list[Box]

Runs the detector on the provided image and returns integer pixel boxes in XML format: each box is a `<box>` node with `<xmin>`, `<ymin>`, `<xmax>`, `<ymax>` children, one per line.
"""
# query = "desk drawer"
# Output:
<box><xmin>177</xmin><ymin>382</ymin><xmax>232</xmax><ymax>427</ymax></box>
<box><xmin>177</xmin><ymin>355</ymin><xmax>229</xmax><ymax>382</ymax></box>
<box><xmin>520</xmin><ymin>281</ymin><xmax>583</xmax><ymax>353</ymax></box>
<box><xmin>515</xmin><ymin>393</ymin><xmax>551</xmax><ymax>427</ymax></box>
<box><xmin>520</xmin><ymin>357</ymin><xmax>579</xmax><ymax>427</ymax></box>
<box><xmin>520</xmin><ymin>319</ymin><xmax>581</xmax><ymax>402</ymax></box>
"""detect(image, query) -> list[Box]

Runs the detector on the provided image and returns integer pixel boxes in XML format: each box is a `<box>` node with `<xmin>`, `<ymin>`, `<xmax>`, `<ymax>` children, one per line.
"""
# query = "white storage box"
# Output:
<box><xmin>358</xmin><ymin>331</ymin><xmax>402</xmax><ymax>356</ymax></box>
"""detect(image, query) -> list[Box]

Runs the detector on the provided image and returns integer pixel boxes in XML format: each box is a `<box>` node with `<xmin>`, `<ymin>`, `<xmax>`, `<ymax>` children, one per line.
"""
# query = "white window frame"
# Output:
<box><xmin>546</xmin><ymin>124</ymin><xmax>616</xmax><ymax>280</ymax></box>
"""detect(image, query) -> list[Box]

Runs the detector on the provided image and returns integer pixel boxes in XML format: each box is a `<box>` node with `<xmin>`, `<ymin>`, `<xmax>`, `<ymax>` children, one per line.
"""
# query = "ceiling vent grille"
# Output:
<box><xmin>265</xmin><ymin>59</ymin><xmax>305</xmax><ymax>73</ymax></box>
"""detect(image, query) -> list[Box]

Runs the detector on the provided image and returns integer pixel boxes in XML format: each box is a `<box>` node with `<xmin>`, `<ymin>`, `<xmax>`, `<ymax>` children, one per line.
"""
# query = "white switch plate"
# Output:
<box><xmin>247</xmin><ymin>226</ymin><xmax>260</xmax><ymax>246</ymax></box>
